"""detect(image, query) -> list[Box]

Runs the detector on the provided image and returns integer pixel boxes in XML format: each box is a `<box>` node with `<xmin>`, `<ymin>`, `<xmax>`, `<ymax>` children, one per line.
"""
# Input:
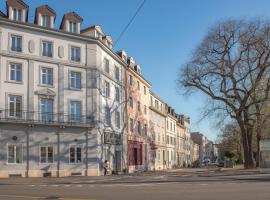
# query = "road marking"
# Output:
<box><xmin>76</xmin><ymin>184</ymin><xmax>82</xmax><ymax>187</ymax></box>
<box><xmin>0</xmin><ymin>194</ymin><xmax>96</xmax><ymax>200</ymax></box>
<box><xmin>51</xmin><ymin>184</ymin><xmax>59</xmax><ymax>187</ymax></box>
<box><xmin>199</xmin><ymin>183</ymin><xmax>209</xmax><ymax>186</ymax></box>
<box><xmin>64</xmin><ymin>184</ymin><xmax>71</xmax><ymax>187</ymax></box>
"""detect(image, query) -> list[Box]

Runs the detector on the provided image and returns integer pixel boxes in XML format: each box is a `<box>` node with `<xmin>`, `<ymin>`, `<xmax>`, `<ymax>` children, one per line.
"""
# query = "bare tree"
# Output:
<box><xmin>178</xmin><ymin>19</ymin><xmax>270</xmax><ymax>168</ymax></box>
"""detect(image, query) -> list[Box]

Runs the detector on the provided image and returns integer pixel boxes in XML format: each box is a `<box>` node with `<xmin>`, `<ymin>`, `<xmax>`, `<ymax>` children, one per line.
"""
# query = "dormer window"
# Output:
<box><xmin>13</xmin><ymin>7</ymin><xmax>23</xmax><ymax>21</ymax></box>
<box><xmin>41</xmin><ymin>14</ymin><xmax>51</xmax><ymax>27</ymax></box>
<box><xmin>60</xmin><ymin>12</ymin><xmax>83</xmax><ymax>34</ymax></box>
<box><xmin>34</xmin><ymin>5</ymin><xmax>56</xmax><ymax>28</ymax></box>
<box><xmin>69</xmin><ymin>21</ymin><xmax>77</xmax><ymax>33</ymax></box>
<box><xmin>7</xmin><ymin>0</ymin><xmax>29</xmax><ymax>22</ymax></box>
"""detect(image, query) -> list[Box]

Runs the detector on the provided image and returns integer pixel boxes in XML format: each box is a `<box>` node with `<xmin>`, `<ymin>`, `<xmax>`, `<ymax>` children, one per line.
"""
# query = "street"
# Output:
<box><xmin>0</xmin><ymin>168</ymin><xmax>269</xmax><ymax>200</ymax></box>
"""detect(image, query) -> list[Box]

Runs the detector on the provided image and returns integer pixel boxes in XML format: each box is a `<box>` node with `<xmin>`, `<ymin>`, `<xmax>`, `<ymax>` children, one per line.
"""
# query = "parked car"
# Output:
<box><xmin>216</xmin><ymin>160</ymin><xmax>225</xmax><ymax>167</ymax></box>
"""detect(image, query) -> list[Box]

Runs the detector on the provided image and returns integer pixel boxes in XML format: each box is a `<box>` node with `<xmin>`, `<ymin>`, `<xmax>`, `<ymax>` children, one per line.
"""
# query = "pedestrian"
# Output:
<box><xmin>103</xmin><ymin>160</ymin><xmax>109</xmax><ymax>176</ymax></box>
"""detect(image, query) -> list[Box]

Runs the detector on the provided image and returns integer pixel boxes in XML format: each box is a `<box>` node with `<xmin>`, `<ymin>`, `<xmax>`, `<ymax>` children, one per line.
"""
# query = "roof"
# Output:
<box><xmin>6</xmin><ymin>0</ymin><xmax>28</xmax><ymax>9</ymax></box>
<box><xmin>81</xmin><ymin>25</ymin><xmax>104</xmax><ymax>35</ymax></box>
<box><xmin>60</xmin><ymin>11</ymin><xmax>83</xmax><ymax>29</ymax></box>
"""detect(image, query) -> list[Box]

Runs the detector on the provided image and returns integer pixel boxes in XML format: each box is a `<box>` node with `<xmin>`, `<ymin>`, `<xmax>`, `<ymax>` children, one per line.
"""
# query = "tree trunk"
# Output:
<box><xmin>256</xmin><ymin>134</ymin><xmax>261</xmax><ymax>168</ymax></box>
<box><xmin>237</xmin><ymin>118</ymin><xmax>254</xmax><ymax>169</ymax></box>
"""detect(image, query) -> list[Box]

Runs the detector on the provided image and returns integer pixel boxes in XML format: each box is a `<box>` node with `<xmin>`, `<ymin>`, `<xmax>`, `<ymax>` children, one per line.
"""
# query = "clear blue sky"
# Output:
<box><xmin>2</xmin><ymin>0</ymin><xmax>270</xmax><ymax>140</ymax></box>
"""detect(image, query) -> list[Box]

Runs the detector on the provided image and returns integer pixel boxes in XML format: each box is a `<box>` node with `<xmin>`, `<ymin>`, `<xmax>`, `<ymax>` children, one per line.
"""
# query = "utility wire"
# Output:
<box><xmin>114</xmin><ymin>0</ymin><xmax>146</xmax><ymax>47</ymax></box>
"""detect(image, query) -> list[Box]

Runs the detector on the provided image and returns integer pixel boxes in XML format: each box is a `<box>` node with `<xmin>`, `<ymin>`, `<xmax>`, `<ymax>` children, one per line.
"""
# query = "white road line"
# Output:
<box><xmin>199</xmin><ymin>183</ymin><xmax>209</xmax><ymax>186</ymax></box>
<box><xmin>51</xmin><ymin>184</ymin><xmax>59</xmax><ymax>187</ymax></box>
<box><xmin>76</xmin><ymin>185</ymin><xmax>82</xmax><ymax>187</ymax></box>
<box><xmin>64</xmin><ymin>185</ymin><xmax>71</xmax><ymax>187</ymax></box>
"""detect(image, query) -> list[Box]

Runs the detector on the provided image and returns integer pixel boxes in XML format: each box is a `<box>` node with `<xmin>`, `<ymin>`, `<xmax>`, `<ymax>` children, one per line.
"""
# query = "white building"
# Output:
<box><xmin>149</xmin><ymin>91</ymin><xmax>166</xmax><ymax>170</ymax></box>
<box><xmin>0</xmin><ymin>0</ymin><xmax>126</xmax><ymax>177</ymax></box>
<box><xmin>165</xmin><ymin>106</ymin><xmax>177</xmax><ymax>169</ymax></box>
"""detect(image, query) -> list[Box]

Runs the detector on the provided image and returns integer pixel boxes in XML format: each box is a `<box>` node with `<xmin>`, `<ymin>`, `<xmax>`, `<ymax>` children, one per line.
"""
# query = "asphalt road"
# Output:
<box><xmin>0</xmin><ymin>169</ymin><xmax>270</xmax><ymax>200</ymax></box>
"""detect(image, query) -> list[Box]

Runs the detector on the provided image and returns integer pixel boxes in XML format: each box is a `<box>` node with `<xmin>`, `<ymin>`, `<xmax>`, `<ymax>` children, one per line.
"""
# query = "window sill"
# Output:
<box><xmin>4</xmin><ymin>80</ymin><xmax>23</xmax><ymax>85</ymax></box>
<box><xmin>68</xmin><ymin>87</ymin><xmax>82</xmax><ymax>91</ymax></box>
<box><xmin>38</xmin><ymin>84</ymin><xmax>54</xmax><ymax>88</ymax></box>
<box><xmin>10</xmin><ymin>50</ymin><xmax>22</xmax><ymax>53</ymax></box>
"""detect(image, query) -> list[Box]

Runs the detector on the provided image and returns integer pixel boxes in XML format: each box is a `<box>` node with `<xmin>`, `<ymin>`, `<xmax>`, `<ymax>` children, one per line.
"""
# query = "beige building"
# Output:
<box><xmin>117</xmin><ymin>51</ymin><xmax>151</xmax><ymax>172</ymax></box>
<box><xmin>149</xmin><ymin>91</ymin><xmax>166</xmax><ymax>170</ymax></box>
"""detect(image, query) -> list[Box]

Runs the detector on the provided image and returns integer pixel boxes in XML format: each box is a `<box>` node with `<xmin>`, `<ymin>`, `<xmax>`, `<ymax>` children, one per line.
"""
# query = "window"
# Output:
<box><xmin>69</xmin><ymin>21</ymin><xmax>77</xmax><ymax>33</ymax></box>
<box><xmin>144</xmin><ymin>105</ymin><xmax>147</xmax><ymax>115</ymax></box>
<box><xmin>7</xmin><ymin>144</ymin><xmax>23</xmax><ymax>164</ymax></box>
<box><xmin>41</xmin><ymin>67</ymin><xmax>53</xmax><ymax>86</ymax></box>
<box><xmin>144</xmin><ymin>86</ymin><xmax>146</xmax><ymax>95</ymax></box>
<box><xmin>103</xmin><ymin>58</ymin><xmax>109</xmax><ymax>73</ymax></box>
<box><xmin>137</xmin><ymin>81</ymin><xmax>140</xmax><ymax>90</ymax></box>
<box><xmin>166</xmin><ymin>136</ymin><xmax>169</xmax><ymax>144</ymax></box>
<box><xmin>115</xmin><ymin>111</ymin><xmax>120</xmax><ymax>129</ymax></box>
<box><xmin>70</xmin><ymin>101</ymin><xmax>81</xmax><ymax>121</ymax></box>
<box><xmin>150</xmin><ymin>96</ymin><xmax>153</xmax><ymax>106</ymax></box>
<box><xmin>105</xmin><ymin>106</ymin><xmax>111</xmax><ymax>126</ymax></box>
<box><xmin>69</xmin><ymin>146</ymin><xmax>82</xmax><ymax>164</ymax></box>
<box><xmin>115</xmin><ymin>66</ymin><xmax>120</xmax><ymax>80</ymax></box>
<box><xmin>42</xmin><ymin>41</ymin><xmax>53</xmax><ymax>57</ymax></box>
<box><xmin>144</xmin><ymin>124</ymin><xmax>148</xmax><ymax>135</ymax></box>
<box><xmin>130</xmin><ymin>118</ymin><xmax>134</xmax><ymax>133</ymax></box>
<box><xmin>8</xmin><ymin>95</ymin><xmax>22</xmax><ymax>118</ymax></box>
<box><xmin>41</xmin><ymin>14</ymin><xmax>51</xmax><ymax>27</ymax></box>
<box><xmin>11</xmin><ymin>35</ymin><xmax>22</xmax><ymax>52</ymax></box>
<box><xmin>13</xmin><ymin>8</ymin><xmax>23</xmax><ymax>22</ymax></box>
<box><xmin>40</xmin><ymin>98</ymin><xmax>53</xmax><ymax>123</ymax></box>
<box><xmin>138</xmin><ymin>121</ymin><xmax>141</xmax><ymax>135</ymax></box>
<box><xmin>104</xmin><ymin>81</ymin><xmax>110</xmax><ymax>98</ymax></box>
<box><xmin>40</xmin><ymin>146</ymin><xmax>53</xmax><ymax>163</ymax></box>
<box><xmin>137</xmin><ymin>101</ymin><xmax>141</xmax><ymax>112</ymax></box>
<box><xmin>70</xmin><ymin>46</ymin><xmax>80</xmax><ymax>62</ymax></box>
<box><xmin>69</xmin><ymin>71</ymin><xmax>81</xmax><ymax>89</ymax></box>
<box><xmin>9</xmin><ymin>63</ymin><xmax>22</xmax><ymax>82</ymax></box>
<box><xmin>129</xmin><ymin>75</ymin><xmax>133</xmax><ymax>85</ymax></box>
<box><xmin>129</xmin><ymin>96</ymin><xmax>133</xmax><ymax>108</ymax></box>
<box><xmin>115</xmin><ymin>87</ymin><xmax>120</xmax><ymax>102</ymax></box>
<box><xmin>155</xmin><ymin>100</ymin><xmax>159</xmax><ymax>109</ymax></box>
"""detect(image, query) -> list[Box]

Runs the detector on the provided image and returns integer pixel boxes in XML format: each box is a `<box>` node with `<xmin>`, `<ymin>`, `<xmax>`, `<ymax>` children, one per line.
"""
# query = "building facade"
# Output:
<box><xmin>0</xmin><ymin>0</ymin><xmax>126</xmax><ymax>177</ymax></box>
<box><xmin>119</xmin><ymin>53</ymin><xmax>151</xmax><ymax>172</ymax></box>
<box><xmin>149</xmin><ymin>91</ymin><xmax>166</xmax><ymax>170</ymax></box>
<box><xmin>0</xmin><ymin>0</ymin><xmax>197</xmax><ymax>178</ymax></box>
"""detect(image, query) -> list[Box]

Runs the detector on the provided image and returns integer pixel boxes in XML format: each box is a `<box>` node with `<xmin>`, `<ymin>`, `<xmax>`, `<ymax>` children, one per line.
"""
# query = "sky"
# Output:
<box><xmin>2</xmin><ymin>0</ymin><xmax>270</xmax><ymax>141</ymax></box>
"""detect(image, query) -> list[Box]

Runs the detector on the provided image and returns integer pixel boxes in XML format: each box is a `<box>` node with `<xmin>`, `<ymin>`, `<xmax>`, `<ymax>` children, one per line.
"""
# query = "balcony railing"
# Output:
<box><xmin>0</xmin><ymin>109</ymin><xmax>93</xmax><ymax>127</ymax></box>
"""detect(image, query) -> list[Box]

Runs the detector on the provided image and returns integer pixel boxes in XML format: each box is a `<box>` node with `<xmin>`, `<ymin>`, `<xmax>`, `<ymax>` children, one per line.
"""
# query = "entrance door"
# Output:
<box><xmin>115</xmin><ymin>151</ymin><xmax>122</xmax><ymax>171</ymax></box>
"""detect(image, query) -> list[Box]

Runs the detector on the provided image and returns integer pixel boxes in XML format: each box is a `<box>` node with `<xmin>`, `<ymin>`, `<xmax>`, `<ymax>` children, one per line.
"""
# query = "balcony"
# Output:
<box><xmin>0</xmin><ymin>109</ymin><xmax>93</xmax><ymax>128</ymax></box>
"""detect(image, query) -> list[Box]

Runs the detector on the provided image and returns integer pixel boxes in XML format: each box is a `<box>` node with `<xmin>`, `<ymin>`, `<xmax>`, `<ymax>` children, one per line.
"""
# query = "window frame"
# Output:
<box><xmin>39</xmin><ymin>145</ymin><xmax>54</xmax><ymax>164</ymax></box>
<box><xmin>69</xmin><ymin>145</ymin><xmax>82</xmax><ymax>164</ymax></box>
<box><xmin>7</xmin><ymin>143</ymin><xmax>23</xmax><ymax>164</ymax></box>
<box><xmin>70</xmin><ymin>46</ymin><xmax>81</xmax><ymax>62</ymax></box>
<box><xmin>69</xmin><ymin>100</ymin><xmax>82</xmax><ymax>122</ymax></box>
<box><xmin>13</xmin><ymin>7</ymin><xmax>23</xmax><ymax>22</ymax></box>
<box><xmin>69</xmin><ymin>71</ymin><xmax>81</xmax><ymax>90</ymax></box>
<box><xmin>41</xmin><ymin>40</ymin><xmax>53</xmax><ymax>58</ymax></box>
<box><xmin>39</xmin><ymin>98</ymin><xmax>54</xmax><ymax>123</ymax></box>
<box><xmin>103</xmin><ymin>58</ymin><xmax>110</xmax><ymax>74</ymax></box>
<box><xmin>8</xmin><ymin>94</ymin><xmax>22</xmax><ymax>118</ymax></box>
<box><xmin>9</xmin><ymin>62</ymin><xmax>22</xmax><ymax>83</ymax></box>
<box><xmin>10</xmin><ymin>34</ymin><xmax>22</xmax><ymax>52</ymax></box>
<box><xmin>41</xmin><ymin>14</ymin><xmax>51</xmax><ymax>28</ymax></box>
<box><xmin>40</xmin><ymin>67</ymin><xmax>53</xmax><ymax>86</ymax></box>
<box><xmin>115</xmin><ymin>86</ymin><xmax>120</xmax><ymax>102</ymax></box>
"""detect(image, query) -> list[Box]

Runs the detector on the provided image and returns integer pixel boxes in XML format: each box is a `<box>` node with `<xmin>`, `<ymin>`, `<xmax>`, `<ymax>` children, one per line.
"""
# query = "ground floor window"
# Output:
<box><xmin>69</xmin><ymin>146</ymin><xmax>82</xmax><ymax>164</ymax></box>
<box><xmin>40</xmin><ymin>146</ymin><xmax>54</xmax><ymax>163</ymax></box>
<box><xmin>7</xmin><ymin>144</ymin><xmax>23</xmax><ymax>164</ymax></box>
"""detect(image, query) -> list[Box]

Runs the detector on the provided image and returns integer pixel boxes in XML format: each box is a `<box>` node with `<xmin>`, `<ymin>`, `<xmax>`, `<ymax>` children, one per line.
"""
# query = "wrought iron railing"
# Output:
<box><xmin>0</xmin><ymin>109</ymin><xmax>93</xmax><ymax>127</ymax></box>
